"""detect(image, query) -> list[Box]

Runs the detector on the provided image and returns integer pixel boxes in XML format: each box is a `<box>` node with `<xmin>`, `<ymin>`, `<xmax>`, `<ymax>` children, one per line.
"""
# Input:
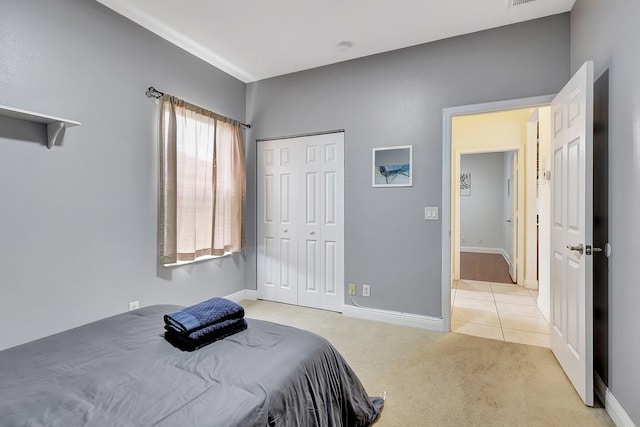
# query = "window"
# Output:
<box><xmin>158</xmin><ymin>96</ymin><xmax>246</xmax><ymax>265</ymax></box>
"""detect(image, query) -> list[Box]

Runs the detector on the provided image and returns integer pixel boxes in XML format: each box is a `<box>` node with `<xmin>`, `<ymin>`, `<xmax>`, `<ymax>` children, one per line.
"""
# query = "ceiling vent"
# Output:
<box><xmin>509</xmin><ymin>0</ymin><xmax>537</xmax><ymax>7</ymax></box>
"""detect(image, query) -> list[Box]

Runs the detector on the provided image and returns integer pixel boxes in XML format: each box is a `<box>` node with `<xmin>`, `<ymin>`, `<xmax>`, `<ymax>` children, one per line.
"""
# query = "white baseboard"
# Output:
<box><xmin>342</xmin><ymin>304</ymin><xmax>445</xmax><ymax>332</ymax></box>
<box><xmin>594</xmin><ymin>372</ymin><xmax>607</xmax><ymax>408</ymax></box>
<box><xmin>461</xmin><ymin>247</ymin><xmax>513</xmax><ymax>272</ymax></box>
<box><xmin>594</xmin><ymin>372</ymin><xmax>637</xmax><ymax>427</ymax></box>
<box><xmin>500</xmin><ymin>248</ymin><xmax>510</xmax><ymax>265</ymax></box>
<box><xmin>524</xmin><ymin>279</ymin><xmax>539</xmax><ymax>289</ymax></box>
<box><xmin>460</xmin><ymin>246</ymin><xmax>504</xmax><ymax>255</ymax></box>
<box><xmin>225</xmin><ymin>289</ymin><xmax>258</xmax><ymax>303</ymax></box>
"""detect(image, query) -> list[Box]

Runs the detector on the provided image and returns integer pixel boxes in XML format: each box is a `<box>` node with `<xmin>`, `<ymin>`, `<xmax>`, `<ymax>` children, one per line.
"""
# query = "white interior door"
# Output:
<box><xmin>318</xmin><ymin>133</ymin><xmax>344</xmax><ymax>312</ymax></box>
<box><xmin>507</xmin><ymin>151</ymin><xmax>518</xmax><ymax>282</ymax></box>
<box><xmin>257</xmin><ymin>140</ymin><xmax>298</xmax><ymax>305</ymax></box>
<box><xmin>297</xmin><ymin>133</ymin><xmax>344</xmax><ymax>312</ymax></box>
<box><xmin>298</xmin><ymin>137</ymin><xmax>322</xmax><ymax>309</ymax></box>
<box><xmin>258</xmin><ymin>133</ymin><xmax>344</xmax><ymax>312</ymax></box>
<box><xmin>550</xmin><ymin>60</ymin><xmax>594</xmax><ymax>406</ymax></box>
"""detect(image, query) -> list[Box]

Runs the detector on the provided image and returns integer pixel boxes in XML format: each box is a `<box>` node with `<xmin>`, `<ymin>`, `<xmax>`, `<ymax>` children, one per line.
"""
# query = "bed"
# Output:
<box><xmin>0</xmin><ymin>305</ymin><xmax>382</xmax><ymax>426</ymax></box>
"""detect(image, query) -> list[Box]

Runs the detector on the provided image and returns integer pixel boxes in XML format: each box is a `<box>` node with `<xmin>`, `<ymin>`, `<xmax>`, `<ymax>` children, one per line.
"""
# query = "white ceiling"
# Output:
<box><xmin>97</xmin><ymin>0</ymin><xmax>576</xmax><ymax>83</ymax></box>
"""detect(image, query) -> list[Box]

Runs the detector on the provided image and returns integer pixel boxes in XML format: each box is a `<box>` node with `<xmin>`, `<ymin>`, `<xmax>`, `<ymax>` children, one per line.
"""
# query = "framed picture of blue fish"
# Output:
<box><xmin>372</xmin><ymin>145</ymin><xmax>413</xmax><ymax>187</ymax></box>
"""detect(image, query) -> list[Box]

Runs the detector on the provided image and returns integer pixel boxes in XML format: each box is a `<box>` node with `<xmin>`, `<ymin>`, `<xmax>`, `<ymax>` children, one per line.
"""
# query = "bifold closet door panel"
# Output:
<box><xmin>297</xmin><ymin>133</ymin><xmax>344</xmax><ymax>312</ymax></box>
<box><xmin>257</xmin><ymin>140</ymin><xmax>298</xmax><ymax>305</ymax></box>
<box><xmin>318</xmin><ymin>133</ymin><xmax>344</xmax><ymax>313</ymax></box>
<box><xmin>257</xmin><ymin>141</ymin><xmax>277</xmax><ymax>302</ymax></box>
<box><xmin>298</xmin><ymin>139</ymin><xmax>322</xmax><ymax>309</ymax></box>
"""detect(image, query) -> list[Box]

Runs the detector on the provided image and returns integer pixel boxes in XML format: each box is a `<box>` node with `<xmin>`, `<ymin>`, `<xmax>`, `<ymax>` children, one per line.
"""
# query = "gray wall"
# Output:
<box><xmin>246</xmin><ymin>15</ymin><xmax>570</xmax><ymax>316</ymax></box>
<box><xmin>0</xmin><ymin>0</ymin><xmax>247</xmax><ymax>350</ymax></box>
<box><xmin>460</xmin><ymin>153</ymin><xmax>506</xmax><ymax>251</ymax></box>
<box><xmin>571</xmin><ymin>0</ymin><xmax>640</xmax><ymax>422</ymax></box>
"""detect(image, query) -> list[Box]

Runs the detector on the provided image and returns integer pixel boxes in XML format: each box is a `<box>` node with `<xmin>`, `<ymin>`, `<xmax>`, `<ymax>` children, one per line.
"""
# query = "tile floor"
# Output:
<box><xmin>451</xmin><ymin>279</ymin><xmax>550</xmax><ymax>347</ymax></box>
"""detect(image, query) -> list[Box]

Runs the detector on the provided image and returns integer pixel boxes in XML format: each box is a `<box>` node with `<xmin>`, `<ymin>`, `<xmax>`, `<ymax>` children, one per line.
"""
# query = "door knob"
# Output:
<box><xmin>283</xmin><ymin>229</ymin><xmax>288</xmax><ymax>233</ymax></box>
<box><xmin>566</xmin><ymin>244</ymin><xmax>584</xmax><ymax>254</ymax></box>
<box><xmin>310</xmin><ymin>231</ymin><xmax>315</xmax><ymax>235</ymax></box>
<box><xmin>506</xmin><ymin>219</ymin><xmax>512</xmax><ymax>223</ymax></box>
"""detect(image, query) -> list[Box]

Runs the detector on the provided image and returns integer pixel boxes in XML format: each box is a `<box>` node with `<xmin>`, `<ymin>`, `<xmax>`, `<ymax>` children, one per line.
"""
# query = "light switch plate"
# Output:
<box><xmin>424</xmin><ymin>207</ymin><xmax>439</xmax><ymax>220</ymax></box>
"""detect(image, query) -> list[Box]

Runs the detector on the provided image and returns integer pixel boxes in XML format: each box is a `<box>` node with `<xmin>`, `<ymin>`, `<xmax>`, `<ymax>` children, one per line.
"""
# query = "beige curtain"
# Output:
<box><xmin>159</xmin><ymin>95</ymin><xmax>246</xmax><ymax>265</ymax></box>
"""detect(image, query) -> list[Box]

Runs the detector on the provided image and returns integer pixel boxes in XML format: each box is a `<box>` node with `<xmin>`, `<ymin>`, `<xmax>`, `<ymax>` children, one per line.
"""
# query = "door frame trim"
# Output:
<box><xmin>256</xmin><ymin>129</ymin><xmax>345</xmax><ymax>142</ymax></box>
<box><xmin>441</xmin><ymin>94</ymin><xmax>555</xmax><ymax>331</ymax></box>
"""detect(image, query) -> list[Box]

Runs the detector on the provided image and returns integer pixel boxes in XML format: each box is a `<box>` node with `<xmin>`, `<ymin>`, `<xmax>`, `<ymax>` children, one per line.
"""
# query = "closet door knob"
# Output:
<box><xmin>310</xmin><ymin>231</ymin><xmax>315</xmax><ymax>235</ymax></box>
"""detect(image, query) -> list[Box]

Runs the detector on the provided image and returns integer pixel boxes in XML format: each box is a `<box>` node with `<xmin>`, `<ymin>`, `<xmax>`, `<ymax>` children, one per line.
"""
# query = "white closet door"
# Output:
<box><xmin>296</xmin><ymin>133</ymin><xmax>344</xmax><ymax>311</ymax></box>
<box><xmin>258</xmin><ymin>132</ymin><xmax>344</xmax><ymax>312</ymax></box>
<box><xmin>317</xmin><ymin>133</ymin><xmax>344</xmax><ymax>312</ymax></box>
<box><xmin>298</xmin><ymin>137</ymin><xmax>322</xmax><ymax>309</ymax></box>
<box><xmin>257</xmin><ymin>140</ymin><xmax>298</xmax><ymax>305</ymax></box>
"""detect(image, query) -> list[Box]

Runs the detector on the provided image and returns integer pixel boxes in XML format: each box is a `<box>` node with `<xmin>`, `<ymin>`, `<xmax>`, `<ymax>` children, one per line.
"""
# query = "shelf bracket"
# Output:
<box><xmin>47</xmin><ymin>122</ymin><xmax>66</xmax><ymax>149</ymax></box>
<box><xmin>0</xmin><ymin>104</ymin><xmax>80</xmax><ymax>149</ymax></box>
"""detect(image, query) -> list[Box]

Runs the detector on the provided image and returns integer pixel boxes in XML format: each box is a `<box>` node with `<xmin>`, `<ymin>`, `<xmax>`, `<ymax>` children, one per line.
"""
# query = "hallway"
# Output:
<box><xmin>455</xmin><ymin>252</ymin><xmax>546</xmax><ymax>346</ymax></box>
<box><xmin>460</xmin><ymin>252</ymin><xmax>514</xmax><ymax>284</ymax></box>
<box><xmin>451</xmin><ymin>279</ymin><xmax>549</xmax><ymax>347</ymax></box>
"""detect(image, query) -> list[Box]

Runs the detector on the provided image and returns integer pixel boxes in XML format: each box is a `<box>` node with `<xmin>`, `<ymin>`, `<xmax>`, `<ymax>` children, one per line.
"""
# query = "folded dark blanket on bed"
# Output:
<box><xmin>164</xmin><ymin>318</ymin><xmax>248</xmax><ymax>352</ymax></box>
<box><xmin>164</xmin><ymin>297</ymin><xmax>244</xmax><ymax>334</ymax></box>
<box><xmin>165</xmin><ymin>317</ymin><xmax>246</xmax><ymax>340</ymax></box>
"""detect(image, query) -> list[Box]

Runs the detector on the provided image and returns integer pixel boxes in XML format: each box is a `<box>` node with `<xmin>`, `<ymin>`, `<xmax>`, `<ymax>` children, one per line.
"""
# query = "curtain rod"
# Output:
<box><xmin>145</xmin><ymin>86</ymin><xmax>251</xmax><ymax>129</ymax></box>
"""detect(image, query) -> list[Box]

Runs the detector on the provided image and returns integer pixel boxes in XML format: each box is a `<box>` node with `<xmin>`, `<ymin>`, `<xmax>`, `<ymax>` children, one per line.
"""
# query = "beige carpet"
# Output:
<box><xmin>241</xmin><ymin>300</ymin><xmax>613</xmax><ymax>426</ymax></box>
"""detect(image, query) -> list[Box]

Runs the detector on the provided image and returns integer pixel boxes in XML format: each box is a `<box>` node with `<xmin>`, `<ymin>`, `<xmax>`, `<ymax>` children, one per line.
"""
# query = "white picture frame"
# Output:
<box><xmin>372</xmin><ymin>145</ymin><xmax>413</xmax><ymax>187</ymax></box>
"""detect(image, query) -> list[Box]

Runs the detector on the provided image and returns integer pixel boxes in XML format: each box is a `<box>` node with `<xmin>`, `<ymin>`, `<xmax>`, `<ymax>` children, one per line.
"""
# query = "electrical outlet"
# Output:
<box><xmin>348</xmin><ymin>284</ymin><xmax>356</xmax><ymax>296</ymax></box>
<box><xmin>362</xmin><ymin>285</ymin><xmax>371</xmax><ymax>297</ymax></box>
<box><xmin>129</xmin><ymin>301</ymin><xmax>139</xmax><ymax>311</ymax></box>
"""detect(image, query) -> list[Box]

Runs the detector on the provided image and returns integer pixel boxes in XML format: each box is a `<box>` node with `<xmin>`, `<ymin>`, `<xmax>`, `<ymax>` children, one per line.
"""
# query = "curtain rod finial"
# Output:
<box><xmin>145</xmin><ymin>86</ymin><xmax>163</xmax><ymax>99</ymax></box>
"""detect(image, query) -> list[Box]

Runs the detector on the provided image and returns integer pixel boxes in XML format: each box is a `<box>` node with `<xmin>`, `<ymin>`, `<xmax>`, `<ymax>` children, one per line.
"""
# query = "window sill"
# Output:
<box><xmin>163</xmin><ymin>252</ymin><xmax>232</xmax><ymax>268</ymax></box>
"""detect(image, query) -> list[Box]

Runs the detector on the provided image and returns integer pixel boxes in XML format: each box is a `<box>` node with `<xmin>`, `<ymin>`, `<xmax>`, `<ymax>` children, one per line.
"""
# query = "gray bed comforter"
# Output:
<box><xmin>0</xmin><ymin>305</ymin><xmax>381</xmax><ymax>427</ymax></box>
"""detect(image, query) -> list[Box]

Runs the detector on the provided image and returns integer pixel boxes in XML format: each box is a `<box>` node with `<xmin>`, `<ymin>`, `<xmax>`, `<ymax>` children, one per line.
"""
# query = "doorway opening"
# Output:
<box><xmin>442</xmin><ymin>96</ymin><xmax>554</xmax><ymax>347</ymax></box>
<box><xmin>444</xmin><ymin>63</ymin><xmax>601</xmax><ymax>406</ymax></box>
<box><xmin>459</xmin><ymin>150</ymin><xmax>518</xmax><ymax>285</ymax></box>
